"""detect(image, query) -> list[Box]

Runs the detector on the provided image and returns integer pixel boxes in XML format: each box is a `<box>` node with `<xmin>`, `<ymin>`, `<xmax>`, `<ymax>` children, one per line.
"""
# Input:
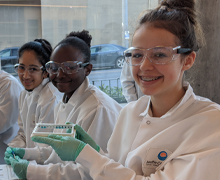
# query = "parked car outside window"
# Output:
<box><xmin>0</xmin><ymin>44</ymin><xmax>127</xmax><ymax>74</ymax></box>
<box><xmin>90</xmin><ymin>44</ymin><xmax>127</xmax><ymax>69</ymax></box>
<box><xmin>0</xmin><ymin>47</ymin><xmax>19</xmax><ymax>74</ymax></box>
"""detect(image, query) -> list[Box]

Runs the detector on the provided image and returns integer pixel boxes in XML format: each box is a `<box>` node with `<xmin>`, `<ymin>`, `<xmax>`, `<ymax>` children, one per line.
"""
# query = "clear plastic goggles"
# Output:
<box><xmin>14</xmin><ymin>64</ymin><xmax>44</xmax><ymax>74</ymax></box>
<box><xmin>45</xmin><ymin>61</ymin><xmax>90</xmax><ymax>74</ymax></box>
<box><xmin>124</xmin><ymin>46</ymin><xmax>191</xmax><ymax>66</ymax></box>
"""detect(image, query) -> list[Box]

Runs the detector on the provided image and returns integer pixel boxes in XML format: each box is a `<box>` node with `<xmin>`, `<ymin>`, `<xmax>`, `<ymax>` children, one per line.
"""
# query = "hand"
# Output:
<box><xmin>74</xmin><ymin>124</ymin><xmax>100</xmax><ymax>152</ymax></box>
<box><xmin>32</xmin><ymin>134</ymin><xmax>86</xmax><ymax>161</ymax></box>
<box><xmin>8</xmin><ymin>156</ymin><xmax>29</xmax><ymax>180</ymax></box>
<box><xmin>4</xmin><ymin>147</ymin><xmax>25</xmax><ymax>165</ymax></box>
<box><xmin>66</xmin><ymin>123</ymin><xmax>100</xmax><ymax>152</ymax></box>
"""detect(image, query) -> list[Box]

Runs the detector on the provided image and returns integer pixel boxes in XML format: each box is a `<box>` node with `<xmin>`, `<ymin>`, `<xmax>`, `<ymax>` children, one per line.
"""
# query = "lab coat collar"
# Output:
<box><xmin>139</xmin><ymin>81</ymin><xmax>195</xmax><ymax>118</ymax></box>
<box><xmin>26</xmin><ymin>78</ymin><xmax>49</xmax><ymax>95</ymax></box>
<box><xmin>62</xmin><ymin>77</ymin><xmax>89</xmax><ymax>106</ymax></box>
<box><xmin>139</xmin><ymin>98</ymin><xmax>151</xmax><ymax>117</ymax></box>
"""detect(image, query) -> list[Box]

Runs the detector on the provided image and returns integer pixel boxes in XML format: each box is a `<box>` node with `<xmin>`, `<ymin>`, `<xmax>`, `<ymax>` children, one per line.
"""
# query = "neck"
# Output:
<box><xmin>150</xmin><ymin>87</ymin><xmax>186</xmax><ymax>117</ymax></box>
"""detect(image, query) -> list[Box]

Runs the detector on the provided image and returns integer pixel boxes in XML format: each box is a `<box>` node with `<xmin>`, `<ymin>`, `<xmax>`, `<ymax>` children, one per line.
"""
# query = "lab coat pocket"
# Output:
<box><xmin>142</xmin><ymin>148</ymin><xmax>172</xmax><ymax>176</ymax></box>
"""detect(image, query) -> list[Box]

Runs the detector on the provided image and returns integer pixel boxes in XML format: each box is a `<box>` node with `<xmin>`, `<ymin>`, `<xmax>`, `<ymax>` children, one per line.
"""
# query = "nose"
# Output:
<box><xmin>139</xmin><ymin>56</ymin><xmax>154</xmax><ymax>71</ymax></box>
<box><xmin>22</xmin><ymin>69</ymin><xmax>30</xmax><ymax>78</ymax></box>
<box><xmin>56</xmin><ymin>67</ymin><xmax>66</xmax><ymax>77</ymax></box>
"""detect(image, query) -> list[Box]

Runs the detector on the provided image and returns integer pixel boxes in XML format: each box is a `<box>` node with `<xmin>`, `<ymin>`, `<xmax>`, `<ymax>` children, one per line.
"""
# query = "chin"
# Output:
<box><xmin>25</xmin><ymin>87</ymin><xmax>34</xmax><ymax>92</ymax></box>
<box><xmin>140</xmin><ymin>88</ymin><xmax>155</xmax><ymax>96</ymax></box>
<box><xmin>56</xmin><ymin>87</ymin><xmax>66</xmax><ymax>93</ymax></box>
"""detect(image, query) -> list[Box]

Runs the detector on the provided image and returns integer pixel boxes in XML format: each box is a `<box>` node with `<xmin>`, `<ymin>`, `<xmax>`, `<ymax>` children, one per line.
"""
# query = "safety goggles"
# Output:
<box><xmin>14</xmin><ymin>64</ymin><xmax>44</xmax><ymax>75</ymax></box>
<box><xmin>124</xmin><ymin>46</ymin><xmax>192</xmax><ymax>66</ymax></box>
<box><xmin>45</xmin><ymin>61</ymin><xmax>90</xmax><ymax>74</ymax></box>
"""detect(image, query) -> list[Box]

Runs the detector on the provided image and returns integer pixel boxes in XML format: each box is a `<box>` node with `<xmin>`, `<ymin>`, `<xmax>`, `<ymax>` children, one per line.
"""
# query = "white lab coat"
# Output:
<box><xmin>76</xmin><ymin>82</ymin><xmax>220</xmax><ymax>180</ymax></box>
<box><xmin>8</xmin><ymin>78</ymin><xmax>63</xmax><ymax>148</ymax></box>
<box><xmin>24</xmin><ymin>77</ymin><xmax>122</xmax><ymax>180</ymax></box>
<box><xmin>0</xmin><ymin>70</ymin><xmax>23</xmax><ymax>144</ymax></box>
<box><xmin>120</xmin><ymin>62</ymin><xmax>144</xmax><ymax>102</ymax></box>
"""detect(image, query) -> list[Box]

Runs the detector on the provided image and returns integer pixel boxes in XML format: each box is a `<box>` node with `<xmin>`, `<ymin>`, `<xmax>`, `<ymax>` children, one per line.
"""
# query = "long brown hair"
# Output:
<box><xmin>134</xmin><ymin>0</ymin><xmax>205</xmax><ymax>53</ymax></box>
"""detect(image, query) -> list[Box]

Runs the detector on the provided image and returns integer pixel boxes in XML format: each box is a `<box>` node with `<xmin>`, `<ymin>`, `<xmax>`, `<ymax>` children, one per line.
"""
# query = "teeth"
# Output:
<box><xmin>141</xmin><ymin>76</ymin><xmax>159</xmax><ymax>82</ymax></box>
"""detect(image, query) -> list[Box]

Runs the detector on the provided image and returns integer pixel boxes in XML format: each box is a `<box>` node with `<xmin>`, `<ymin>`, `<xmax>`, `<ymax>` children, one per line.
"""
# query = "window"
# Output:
<box><xmin>0</xmin><ymin>0</ymin><xmax>159</xmax><ymax>104</ymax></box>
<box><xmin>0</xmin><ymin>50</ymin><xmax>10</xmax><ymax>57</ymax></box>
<box><xmin>100</xmin><ymin>46</ymin><xmax>118</xmax><ymax>52</ymax></box>
<box><xmin>11</xmin><ymin>49</ymin><xmax>18</xmax><ymax>56</ymax></box>
<box><xmin>90</xmin><ymin>47</ymin><xmax>99</xmax><ymax>53</ymax></box>
<box><xmin>28</xmin><ymin>20</ymin><xmax>39</xmax><ymax>41</ymax></box>
<box><xmin>58</xmin><ymin>20</ymin><xmax>68</xmax><ymax>39</ymax></box>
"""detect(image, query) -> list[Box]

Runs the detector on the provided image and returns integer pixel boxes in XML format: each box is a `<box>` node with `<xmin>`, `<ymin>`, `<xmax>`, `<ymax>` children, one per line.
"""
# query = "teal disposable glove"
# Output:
<box><xmin>4</xmin><ymin>147</ymin><xmax>25</xmax><ymax>165</ymax></box>
<box><xmin>32</xmin><ymin>134</ymin><xmax>86</xmax><ymax>161</ymax></box>
<box><xmin>8</xmin><ymin>156</ymin><xmax>29</xmax><ymax>180</ymax></box>
<box><xmin>66</xmin><ymin>123</ymin><xmax>100</xmax><ymax>152</ymax></box>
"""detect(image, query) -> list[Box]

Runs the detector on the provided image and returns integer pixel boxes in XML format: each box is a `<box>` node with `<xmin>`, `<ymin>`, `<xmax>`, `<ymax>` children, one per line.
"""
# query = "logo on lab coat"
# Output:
<box><xmin>143</xmin><ymin>148</ymin><xmax>172</xmax><ymax>169</ymax></box>
<box><xmin>158</xmin><ymin>151</ymin><xmax>167</xmax><ymax>161</ymax></box>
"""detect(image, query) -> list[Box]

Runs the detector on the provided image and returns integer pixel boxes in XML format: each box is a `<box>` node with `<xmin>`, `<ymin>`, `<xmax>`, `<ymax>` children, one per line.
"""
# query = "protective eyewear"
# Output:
<box><xmin>45</xmin><ymin>61</ymin><xmax>90</xmax><ymax>74</ymax></box>
<box><xmin>14</xmin><ymin>64</ymin><xmax>44</xmax><ymax>74</ymax></box>
<box><xmin>124</xmin><ymin>46</ymin><xmax>192</xmax><ymax>66</ymax></box>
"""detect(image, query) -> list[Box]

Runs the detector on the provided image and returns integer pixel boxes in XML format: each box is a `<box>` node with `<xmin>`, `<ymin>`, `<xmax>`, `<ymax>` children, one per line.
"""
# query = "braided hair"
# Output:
<box><xmin>18</xmin><ymin>39</ymin><xmax>53</xmax><ymax>69</ymax></box>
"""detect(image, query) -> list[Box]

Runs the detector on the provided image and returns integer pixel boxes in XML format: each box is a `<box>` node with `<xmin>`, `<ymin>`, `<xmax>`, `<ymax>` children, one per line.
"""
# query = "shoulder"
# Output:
<box><xmin>192</xmin><ymin>95</ymin><xmax>220</xmax><ymax>114</ymax></box>
<box><xmin>121</xmin><ymin>95</ymin><xmax>150</xmax><ymax>113</ymax></box>
<box><xmin>40</xmin><ymin>81</ymin><xmax>62</xmax><ymax>99</ymax></box>
<box><xmin>86</xmin><ymin>84</ymin><xmax>122</xmax><ymax>113</ymax></box>
<box><xmin>180</xmin><ymin>82</ymin><xmax>220</xmax><ymax>116</ymax></box>
<box><xmin>0</xmin><ymin>71</ymin><xmax>23</xmax><ymax>90</ymax></box>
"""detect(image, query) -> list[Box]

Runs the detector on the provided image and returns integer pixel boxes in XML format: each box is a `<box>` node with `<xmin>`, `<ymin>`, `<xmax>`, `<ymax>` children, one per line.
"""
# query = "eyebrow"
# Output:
<box><xmin>19</xmin><ymin>63</ymin><xmax>41</xmax><ymax>67</ymax></box>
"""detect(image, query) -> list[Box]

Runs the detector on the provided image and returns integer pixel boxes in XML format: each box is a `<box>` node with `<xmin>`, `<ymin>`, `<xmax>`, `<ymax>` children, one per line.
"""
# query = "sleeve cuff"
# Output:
<box><xmin>24</xmin><ymin>147</ymin><xmax>40</xmax><ymax>161</ymax></box>
<box><xmin>76</xmin><ymin>144</ymin><xmax>110</xmax><ymax>177</ymax></box>
<box><xmin>27</xmin><ymin>163</ymin><xmax>48</xmax><ymax>180</ymax></box>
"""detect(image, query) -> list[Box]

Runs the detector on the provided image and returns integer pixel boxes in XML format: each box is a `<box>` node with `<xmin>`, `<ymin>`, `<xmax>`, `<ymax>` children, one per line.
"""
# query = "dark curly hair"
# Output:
<box><xmin>55</xmin><ymin>29</ymin><xmax>92</xmax><ymax>63</ymax></box>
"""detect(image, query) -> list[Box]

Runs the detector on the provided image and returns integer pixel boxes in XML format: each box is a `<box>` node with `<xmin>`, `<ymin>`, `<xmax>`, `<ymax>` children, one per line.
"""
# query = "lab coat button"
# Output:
<box><xmin>146</xmin><ymin>120</ymin><xmax>151</xmax><ymax>125</ymax></box>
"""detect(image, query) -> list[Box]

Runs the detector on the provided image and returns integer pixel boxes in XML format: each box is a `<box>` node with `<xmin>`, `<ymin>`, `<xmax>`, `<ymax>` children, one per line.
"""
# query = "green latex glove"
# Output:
<box><xmin>4</xmin><ymin>147</ymin><xmax>25</xmax><ymax>165</ymax></box>
<box><xmin>9</xmin><ymin>156</ymin><xmax>29</xmax><ymax>180</ymax></box>
<box><xmin>32</xmin><ymin>134</ymin><xmax>86</xmax><ymax>161</ymax></box>
<box><xmin>66</xmin><ymin>123</ymin><xmax>100</xmax><ymax>152</ymax></box>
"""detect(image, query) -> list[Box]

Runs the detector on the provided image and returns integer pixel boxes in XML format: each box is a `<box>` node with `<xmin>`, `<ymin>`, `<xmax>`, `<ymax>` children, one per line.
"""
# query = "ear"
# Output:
<box><xmin>182</xmin><ymin>51</ymin><xmax>196</xmax><ymax>71</ymax></box>
<box><xmin>84</xmin><ymin>63</ymin><xmax>93</xmax><ymax>76</ymax></box>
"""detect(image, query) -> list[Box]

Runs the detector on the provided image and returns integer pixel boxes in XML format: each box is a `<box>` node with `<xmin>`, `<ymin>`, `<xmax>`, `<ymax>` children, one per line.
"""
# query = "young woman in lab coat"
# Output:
<box><xmin>29</xmin><ymin>0</ymin><xmax>220</xmax><ymax>179</ymax></box>
<box><xmin>8</xmin><ymin>39</ymin><xmax>63</xmax><ymax>148</ymax></box>
<box><xmin>5</xmin><ymin>30</ymin><xmax>122</xmax><ymax>180</ymax></box>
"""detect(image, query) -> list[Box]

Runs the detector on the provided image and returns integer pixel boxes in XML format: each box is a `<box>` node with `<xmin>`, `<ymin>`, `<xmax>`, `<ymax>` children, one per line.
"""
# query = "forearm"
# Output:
<box><xmin>27</xmin><ymin>162</ymin><xmax>88</xmax><ymax>180</ymax></box>
<box><xmin>8</xmin><ymin>131</ymin><xmax>26</xmax><ymax>148</ymax></box>
<box><xmin>8</xmin><ymin>115</ymin><xmax>26</xmax><ymax>148</ymax></box>
<box><xmin>24</xmin><ymin>146</ymin><xmax>53</xmax><ymax>164</ymax></box>
<box><xmin>77</xmin><ymin>145</ymin><xmax>220</xmax><ymax>180</ymax></box>
<box><xmin>76</xmin><ymin>145</ymin><xmax>148</xmax><ymax>180</ymax></box>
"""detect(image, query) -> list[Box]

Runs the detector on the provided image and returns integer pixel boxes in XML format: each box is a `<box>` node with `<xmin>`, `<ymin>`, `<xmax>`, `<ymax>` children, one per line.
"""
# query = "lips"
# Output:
<box><xmin>23</xmin><ymin>80</ymin><xmax>33</xmax><ymax>85</ymax></box>
<box><xmin>140</xmin><ymin>76</ymin><xmax>162</xmax><ymax>82</ymax></box>
<box><xmin>55</xmin><ymin>81</ymin><xmax>71</xmax><ymax>84</ymax></box>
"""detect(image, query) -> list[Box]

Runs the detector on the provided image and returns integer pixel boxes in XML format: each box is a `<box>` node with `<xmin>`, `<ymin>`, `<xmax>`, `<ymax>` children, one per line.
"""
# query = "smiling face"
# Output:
<box><xmin>18</xmin><ymin>50</ymin><xmax>47</xmax><ymax>91</ymax></box>
<box><xmin>132</xmin><ymin>23</ymin><xmax>193</xmax><ymax>99</ymax></box>
<box><xmin>49</xmin><ymin>45</ymin><xmax>91</xmax><ymax>99</ymax></box>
